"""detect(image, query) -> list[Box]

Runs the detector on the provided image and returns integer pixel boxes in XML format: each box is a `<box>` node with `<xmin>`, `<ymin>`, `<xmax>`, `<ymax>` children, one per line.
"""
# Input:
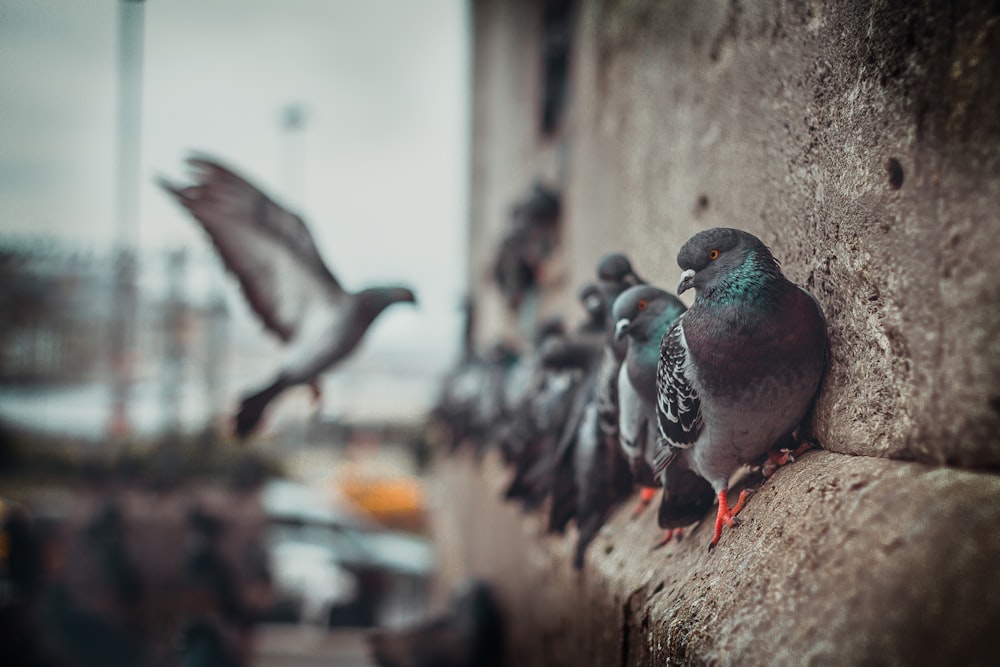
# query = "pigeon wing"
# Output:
<box><xmin>160</xmin><ymin>157</ymin><xmax>343</xmax><ymax>342</ymax></box>
<box><xmin>655</xmin><ymin>319</ymin><xmax>702</xmax><ymax>468</ymax></box>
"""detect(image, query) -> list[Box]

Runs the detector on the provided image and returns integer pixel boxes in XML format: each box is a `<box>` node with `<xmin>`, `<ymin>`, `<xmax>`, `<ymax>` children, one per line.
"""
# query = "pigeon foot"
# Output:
<box><xmin>652</xmin><ymin>527</ymin><xmax>684</xmax><ymax>550</ymax></box>
<box><xmin>308</xmin><ymin>379</ymin><xmax>322</xmax><ymax>406</ymax></box>
<box><xmin>762</xmin><ymin>440</ymin><xmax>816</xmax><ymax>477</ymax></box>
<box><xmin>708</xmin><ymin>489</ymin><xmax>752</xmax><ymax>551</ymax></box>
<box><xmin>632</xmin><ymin>486</ymin><xmax>658</xmax><ymax>519</ymax></box>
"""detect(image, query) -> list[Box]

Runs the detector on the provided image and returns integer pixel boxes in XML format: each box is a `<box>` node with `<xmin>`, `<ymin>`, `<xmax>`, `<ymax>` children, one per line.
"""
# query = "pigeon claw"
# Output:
<box><xmin>632</xmin><ymin>486</ymin><xmax>658</xmax><ymax>519</ymax></box>
<box><xmin>763</xmin><ymin>440</ymin><xmax>816</xmax><ymax>477</ymax></box>
<box><xmin>708</xmin><ymin>489</ymin><xmax>752</xmax><ymax>550</ymax></box>
<box><xmin>653</xmin><ymin>527</ymin><xmax>684</xmax><ymax>550</ymax></box>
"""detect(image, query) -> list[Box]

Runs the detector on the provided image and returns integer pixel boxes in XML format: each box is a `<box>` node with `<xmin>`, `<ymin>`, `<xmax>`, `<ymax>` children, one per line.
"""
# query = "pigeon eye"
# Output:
<box><xmin>637</xmin><ymin>299</ymin><xmax>648</xmax><ymax>311</ymax></box>
<box><xmin>708</xmin><ymin>249</ymin><xmax>720</xmax><ymax>260</ymax></box>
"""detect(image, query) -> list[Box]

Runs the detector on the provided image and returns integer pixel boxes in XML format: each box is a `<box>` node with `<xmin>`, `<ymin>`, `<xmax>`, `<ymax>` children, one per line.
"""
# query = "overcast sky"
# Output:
<box><xmin>0</xmin><ymin>0</ymin><xmax>471</xmax><ymax>424</ymax></box>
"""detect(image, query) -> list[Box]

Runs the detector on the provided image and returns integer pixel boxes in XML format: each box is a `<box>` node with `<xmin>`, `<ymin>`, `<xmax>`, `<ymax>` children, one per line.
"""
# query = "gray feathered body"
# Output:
<box><xmin>680</xmin><ymin>281</ymin><xmax>826</xmax><ymax>491</ymax></box>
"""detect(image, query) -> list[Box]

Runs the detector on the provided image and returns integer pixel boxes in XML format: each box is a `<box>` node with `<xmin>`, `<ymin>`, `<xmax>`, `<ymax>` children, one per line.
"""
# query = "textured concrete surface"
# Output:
<box><xmin>470</xmin><ymin>0</ymin><xmax>1000</xmax><ymax>465</ymax></box>
<box><xmin>458</xmin><ymin>1</ymin><xmax>1000</xmax><ymax>664</ymax></box>
<box><xmin>431</xmin><ymin>452</ymin><xmax>1000</xmax><ymax>666</ymax></box>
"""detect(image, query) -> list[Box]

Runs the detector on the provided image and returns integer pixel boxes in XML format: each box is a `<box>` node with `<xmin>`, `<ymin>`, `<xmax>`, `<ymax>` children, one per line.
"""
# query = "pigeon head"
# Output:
<box><xmin>595</xmin><ymin>253</ymin><xmax>645</xmax><ymax>322</ymax></box>
<box><xmin>487</xmin><ymin>341</ymin><xmax>520</xmax><ymax>367</ymax></box>
<box><xmin>358</xmin><ymin>286</ymin><xmax>417</xmax><ymax>318</ymax></box>
<box><xmin>533</xmin><ymin>316</ymin><xmax>566</xmax><ymax>347</ymax></box>
<box><xmin>612</xmin><ymin>285</ymin><xmax>685</xmax><ymax>343</ymax></box>
<box><xmin>578</xmin><ymin>282</ymin><xmax>605</xmax><ymax>323</ymax></box>
<box><xmin>675</xmin><ymin>228</ymin><xmax>780</xmax><ymax>297</ymax></box>
<box><xmin>596</xmin><ymin>253</ymin><xmax>641</xmax><ymax>288</ymax></box>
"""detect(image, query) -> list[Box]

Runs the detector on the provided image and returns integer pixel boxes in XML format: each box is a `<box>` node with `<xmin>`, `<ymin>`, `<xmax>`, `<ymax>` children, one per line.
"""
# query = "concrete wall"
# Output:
<box><xmin>447</xmin><ymin>0</ymin><xmax>1000</xmax><ymax>664</ymax></box>
<box><xmin>468</xmin><ymin>0</ymin><xmax>1000</xmax><ymax>466</ymax></box>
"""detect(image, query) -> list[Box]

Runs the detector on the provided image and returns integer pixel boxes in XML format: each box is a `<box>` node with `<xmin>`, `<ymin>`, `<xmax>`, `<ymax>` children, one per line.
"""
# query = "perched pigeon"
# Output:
<box><xmin>492</xmin><ymin>184</ymin><xmax>561</xmax><ymax>311</ymax></box>
<box><xmin>159</xmin><ymin>157</ymin><xmax>416</xmax><ymax>438</ymax></box>
<box><xmin>612</xmin><ymin>285</ymin><xmax>714</xmax><ymax>542</ymax></box>
<box><xmin>546</xmin><ymin>254</ymin><xmax>642</xmax><ymax>564</ymax></box>
<box><xmin>614</xmin><ymin>285</ymin><xmax>686</xmax><ymax>484</ymax></box>
<box><xmin>655</xmin><ymin>228</ymin><xmax>828</xmax><ymax>549</ymax></box>
<box><xmin>432</xmin><ymin>299</ymin><xmax>487</xmax><ymax>452</ymax></box>
<box><xmin>592</xmin><ymin>253</ymin><xmax>645</xmax><ymax>451</ymax></box>
<box><xmin>509</xmin><ymin>286</ymin><xmax>604</xmax><ymax>520</ymax></box>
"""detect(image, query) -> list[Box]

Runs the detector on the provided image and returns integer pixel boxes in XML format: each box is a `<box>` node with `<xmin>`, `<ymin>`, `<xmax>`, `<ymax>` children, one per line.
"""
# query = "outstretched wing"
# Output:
<box><xmin>159</xmin><ymin>156</ymin><xmax>343</xmax><ymax>342</ymax></box>
<box><xmin>655</xmin><ymin>318</ymin><xmax>702</xmax><ymax>472</ymax></box>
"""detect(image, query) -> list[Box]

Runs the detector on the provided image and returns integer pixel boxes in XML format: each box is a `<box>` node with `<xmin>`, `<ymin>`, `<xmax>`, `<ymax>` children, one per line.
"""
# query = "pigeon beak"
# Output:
<box><xmin>677</xmin><ymin>269</ymin><xmax>696</xmax><ymax>295</ymax></box>
<box><xmin>624</xmin><ymin>272</ymin><xmax>641</xmax><ymax>287</ymax></box>
<box><xmin>614</xmin><ymin>318</ymin><xmax>632</xmax><ymax>342</ymax></box>
<box><xmin>400</xmin><ymin>288</ymin><xmax>417</xmax><ymax>304</ymax></box>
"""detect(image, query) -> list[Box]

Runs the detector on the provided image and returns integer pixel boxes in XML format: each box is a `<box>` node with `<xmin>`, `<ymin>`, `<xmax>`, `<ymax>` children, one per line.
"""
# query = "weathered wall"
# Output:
<box><xmin>431</xmin><ymin>451</ymin><xmax>1000</xmax><ymax>666</ymax></box>
<box><xmin>469</xmin><ymin>0</ymin><xmax>1000</xmax><ymax>466</ymax></box>
<box><xmin>451</xmin><ymin>0</ymin><xmax>1000</xmax><ymax>664</ymax></box>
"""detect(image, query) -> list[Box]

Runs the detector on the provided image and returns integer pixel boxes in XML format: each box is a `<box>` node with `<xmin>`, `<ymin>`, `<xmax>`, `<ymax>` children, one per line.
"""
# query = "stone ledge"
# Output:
<box><xmin>430</xmin><ymin>450</ymin><xmax>1000</xmax><ymax>666</ymax></box>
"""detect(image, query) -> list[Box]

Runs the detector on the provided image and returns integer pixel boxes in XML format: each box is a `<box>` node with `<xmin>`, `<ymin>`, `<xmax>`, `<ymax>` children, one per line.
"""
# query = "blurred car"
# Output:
<box><xmin>267</xmin><ymin>539</ymin><xmax>359</xmax><ymax>625</ymax></box>
<box><xmin>260</xmin><ymin>479</ymin><xmax>434</xmax><ymax>627</ymax></box>
<box><xmin>337</xmin><ymin>473</ymin><xmax>427</xmax><ymax>533</ymax></box>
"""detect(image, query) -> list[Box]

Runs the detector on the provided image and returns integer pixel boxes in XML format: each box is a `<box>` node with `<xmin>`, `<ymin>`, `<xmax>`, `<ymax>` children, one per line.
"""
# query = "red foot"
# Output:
<box><xmin>762</xmin><ymin>440</ymin><xmax>815</xmax><ymax>477</ymax></box>
<box><xmin>708</xmin><ymin>489</ymin><xmax>751</xmax><ymax>551</ymax></box>
<box><xmin>654</xmin><ymin>527</ymin><xmax>684</xmax><ymax>549</ymax></box>
<box><xmin>308</xmin><ymin>379</ymin><xmax>323</xmax><ymax>406</ymax></box>
<box><xmin>632</xmin><ymin>486</ymin><xmax>657</xmax><ymax>519</ymax></box>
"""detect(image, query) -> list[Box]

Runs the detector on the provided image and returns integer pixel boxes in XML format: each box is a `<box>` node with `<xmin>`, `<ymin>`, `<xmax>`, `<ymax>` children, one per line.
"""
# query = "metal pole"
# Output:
<box><xmin>280</xmin><ymin>103</ymin><xmax>307</xmax><ymax>207</ymax></box>
<box><xmin>161</xmin><ymin>249</ymin><xmax>187</xmax><ymax>437</ymax></box>
<box><xmin>107</xmin><ymin>0</ymin><xmax>146</xmax><ymax>440</ymax></box>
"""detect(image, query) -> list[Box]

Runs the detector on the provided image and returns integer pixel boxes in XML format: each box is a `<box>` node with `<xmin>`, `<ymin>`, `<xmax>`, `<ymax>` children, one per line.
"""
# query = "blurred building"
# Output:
<box><xmin>0</xmin><ymin>237</ymin><xmax>230</xmax><ymax>434</ymax></box>
<box><xmin>0</xmin><ymin>239</ymin><xmax>115</xmax><ymax>383</ymax></box>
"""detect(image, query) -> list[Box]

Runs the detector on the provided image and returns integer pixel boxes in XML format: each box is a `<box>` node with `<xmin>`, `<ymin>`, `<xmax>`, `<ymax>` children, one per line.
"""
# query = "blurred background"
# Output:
<box><xmin>1</xmin><ymin>1</ymin><xmax>468</xmax><ymax>664</ymax></box>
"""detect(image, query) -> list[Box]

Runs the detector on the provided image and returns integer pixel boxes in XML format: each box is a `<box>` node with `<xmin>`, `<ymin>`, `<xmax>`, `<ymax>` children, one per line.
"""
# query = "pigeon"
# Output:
<box><xmin>177</xmin><ymin>617</ymin><xmax>243</xmax><ymax>667</ymax></box>
<box><xmin>159</xmin><ymin>157</ymin><xmax>416</xmax><ymax>438</ymax></box>
<box><xmin>655</xmin><ymin>228</ymin><xmax>828</xmax><ymax>549</ymax></box>
<box><xmin>369</xmin><ymin>579</ymin><xmax>504</xmax><ymax>667</ymax></box>
<box><xmin>491</xmin><ymin>184</ymin><xmax>561</xmax><ymax>311</ymax></box>
<box><xmin>592</xmin><ymin>253</ymin><xmax>645</xmax><ymax>452</ymax></box>
<box><xmin>505</xmin><ymin>284</ymin><xmax>607</xmax><ymax>509</ymax></box>
<box><xmin>546</xmin><ymin>255</ymin><xmax>643</xmax><ymax>564</ymax></box>
<box><xmin>613</xmin><ymin>285</ymin><xmax>686</xmax><ymax>484</ymax></box>
<box><xmin>612</xmin><ymin>285</ymin><xmax>714</xmax><ymax>543</ymax></box>
<box><xmin>432</xmin><ymin>299</ymin><xmax>488</xmax><ymax>452</ymax></box>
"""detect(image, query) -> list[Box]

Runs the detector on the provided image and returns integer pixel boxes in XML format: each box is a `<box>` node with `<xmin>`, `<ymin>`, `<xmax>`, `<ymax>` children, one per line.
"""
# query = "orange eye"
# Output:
<box><xmin>708</xmin><ymin>249</ymin><xmax>720</xmax><ymax>260</ymax></box>
<box><xmin>637</xmin><ymin>299</ymin><xmax>648</xmax><ymax>311</ymax></box>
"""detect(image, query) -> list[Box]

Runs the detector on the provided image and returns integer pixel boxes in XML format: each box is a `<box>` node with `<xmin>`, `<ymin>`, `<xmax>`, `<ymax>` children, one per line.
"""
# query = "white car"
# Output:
<box><xmin>268</xmin><ymin>539</ymin><xmax>359</xmax><ymax>625</ymax></box>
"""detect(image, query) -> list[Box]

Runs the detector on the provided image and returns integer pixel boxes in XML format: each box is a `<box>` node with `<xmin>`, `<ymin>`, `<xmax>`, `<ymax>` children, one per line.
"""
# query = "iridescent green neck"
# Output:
<box><xmin>700</xmin><ymin>250</ymin><xmax>781</xmax><ymax>307</ymax></box>
<box><xmin>636</xmin><ymin>304</ymin><xmax>684</xmax><ymax>366</ymax></box>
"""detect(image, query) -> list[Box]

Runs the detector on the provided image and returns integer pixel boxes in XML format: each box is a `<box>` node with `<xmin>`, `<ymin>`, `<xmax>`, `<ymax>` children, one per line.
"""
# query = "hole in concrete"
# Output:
<box><xmin>886</xmin><ymin>158</ymin><xmax>904</xmax><ymax>189</ymax></box>
<box><xmin>697</xmin><ymin>194</ymin><xmax>709</xmax><ymax>210</ymax></box>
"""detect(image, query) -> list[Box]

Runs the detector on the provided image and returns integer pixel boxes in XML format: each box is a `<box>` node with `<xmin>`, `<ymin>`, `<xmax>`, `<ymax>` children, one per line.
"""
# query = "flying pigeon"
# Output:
<box><xmin>159</xmin><ymin>157</ymin><xmax>416</xmax><ymax>438</ymax></box>
<box><xmin>612</xmin><ymin>284</ymin><xmax>714</xmax><ymax>543</ymax></box>
<box><xmin>655</xmin><ymin>228</ymin><xmax>828</xmax><ymax>549</ymax></box>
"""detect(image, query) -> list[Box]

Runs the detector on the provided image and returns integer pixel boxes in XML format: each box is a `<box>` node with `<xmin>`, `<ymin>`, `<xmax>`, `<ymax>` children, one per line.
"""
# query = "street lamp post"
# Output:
<box><xmin>107</xmin><ymin>0</ymin><xmax>146</xmax><ymax>440</ymax></box>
